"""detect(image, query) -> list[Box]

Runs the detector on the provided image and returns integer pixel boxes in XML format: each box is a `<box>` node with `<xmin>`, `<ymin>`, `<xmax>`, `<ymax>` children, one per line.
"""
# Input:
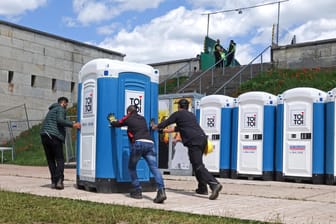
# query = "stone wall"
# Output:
<box><xmin>150</xmin><ymin>57</ymin><xmax>200</xmax><ymax>82</ymax></box>
<box><xmin>0</xmin><ymin>20</ymin><xmax>124</xmax><ymax>123</ymax></box>
<box><xmin>272</xmin><ymin>38</ymin><xmax>336</xmax><ymax>69</ymax></box>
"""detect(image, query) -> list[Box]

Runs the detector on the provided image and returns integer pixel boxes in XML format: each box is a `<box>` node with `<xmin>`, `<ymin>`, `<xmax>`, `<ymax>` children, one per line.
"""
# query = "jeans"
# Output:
<box><xmin>128</xmin><ymin>141</ymin><xmax>165</xmax><ymax>190</ymax></box>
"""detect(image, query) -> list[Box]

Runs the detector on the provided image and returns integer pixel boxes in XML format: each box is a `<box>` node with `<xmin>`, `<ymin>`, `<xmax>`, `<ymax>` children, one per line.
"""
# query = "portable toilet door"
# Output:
<box><xmin>199</xmin><ymin>94</ymin><xmax>234</xmax><ymax>178</ymax></box>
<box><xmin>77</xmin><ymin>59</ymin><xmax>158</xmax><ymax>193</ymax></box>
<box><xmin>325</xmin><ymin>88</ymin><xmax>336</xmax><ymax>184</ymax></box>
<box><xmin>157</xmin><ymin>93</ymin><xmax>203</xmax><ymax>176</ymax></box>
<box><xmin>277</xmin><ymin>87</ymin><xmax>326</xmax><ymax>184</ymax></box>
<box><xmin>231</xmin><ymin>91</ymin><xmax>277</xmax><ymax>180</ymax></box>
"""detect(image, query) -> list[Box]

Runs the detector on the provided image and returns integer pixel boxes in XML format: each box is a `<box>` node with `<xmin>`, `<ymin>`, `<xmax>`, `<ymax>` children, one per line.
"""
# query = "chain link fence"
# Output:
<box><xmin>0</xmin><ymin>105</ymin><xmax>77</xmax><ymax>163</ymax></box>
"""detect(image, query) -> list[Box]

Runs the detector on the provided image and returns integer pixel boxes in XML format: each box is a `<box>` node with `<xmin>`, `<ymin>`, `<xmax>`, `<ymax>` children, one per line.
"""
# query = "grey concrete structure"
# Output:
<box><xmin>272</xmin><ymin>38</ymin><xmax>336</xmax><ymax>69</ymax></box>
<box><xmin>150</xmin><ymin>57</ymin><xmax>200</xmax><ymax>82</ymax></box>
<box><xmin>0</xmin><ymin>20</ymin><xmax>125</xmax><ymax>125</ymax></box>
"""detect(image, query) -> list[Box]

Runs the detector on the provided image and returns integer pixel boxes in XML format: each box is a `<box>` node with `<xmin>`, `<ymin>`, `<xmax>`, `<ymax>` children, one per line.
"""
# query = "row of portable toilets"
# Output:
<box><xmin>198</xmin><ymin>87</ymin><xmax>336</xmax><ymax>185</ymax></box>
<box><xmin>75</xmin><ymin>59</ymin><xmax>336</xmax><ymax>194</ymax></box>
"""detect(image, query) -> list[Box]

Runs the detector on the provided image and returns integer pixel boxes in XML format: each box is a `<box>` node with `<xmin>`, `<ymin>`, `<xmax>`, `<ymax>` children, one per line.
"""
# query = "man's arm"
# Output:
<box><xmin>110</xmin><ymin>114</ymin><xmax>129</xmax><ymax>128</ymax></box>
<box><xmin>56</xmin><ymin>107</ymin><xmax>74</xmax><ymax>128</ymax></box>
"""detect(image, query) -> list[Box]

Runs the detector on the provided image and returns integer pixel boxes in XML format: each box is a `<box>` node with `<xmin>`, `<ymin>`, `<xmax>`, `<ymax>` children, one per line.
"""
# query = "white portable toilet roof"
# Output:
<box><xmin>327</xmin><ymin>87</ymin><xmax>336</xmax><ymax>102</ymax></box>
<box><xmin>282</xmin><ymin>87</ymin><xmax>327</xmax><ymax>103</ymax></box>
<box><xmin>238</xmin><ymin>91</ymin><xmax>277</xmax><ymax>105</ymax></box>
<box><xmin>79</xmin><ymin>58</ymin><xmax>159</xmax><ymax>83</ymax></box>
<box><xmin>200</xmin><ymin>94</ymin><xmax>234</xmax><ymax>108</ymax></box>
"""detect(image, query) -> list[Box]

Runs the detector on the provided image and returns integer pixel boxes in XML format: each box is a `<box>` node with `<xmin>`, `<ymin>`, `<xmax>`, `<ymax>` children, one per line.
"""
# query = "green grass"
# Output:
<box><xmin>0</xmin><ymin>191</ymin><xmax>267</xmax><ymax>224</ymax></box>
<box><xmin>235</xmin><ymin>67</ymin><xmax>336</xmax><ymax>96</ymax></box>
<box><xmin>159</xmin><ymin>76</ymin><xmax>189</xmax><ymax>94</ymax></box>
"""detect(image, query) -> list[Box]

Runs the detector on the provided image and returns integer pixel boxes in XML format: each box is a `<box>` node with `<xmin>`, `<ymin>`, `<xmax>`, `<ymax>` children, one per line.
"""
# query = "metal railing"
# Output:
<box><xmin>176</xmin><ymin>50</ymin><xmax>235</xmax><ymax>94</ymax></box>
<box><xmin>159</xmin><ymin>58</ymin><xmax>198</xmax><ymax>94</ymax></box>
<box><xmin>213</xmin><ymin>45</ymin><xmax>272</xmax><ymax>95</ymax></box>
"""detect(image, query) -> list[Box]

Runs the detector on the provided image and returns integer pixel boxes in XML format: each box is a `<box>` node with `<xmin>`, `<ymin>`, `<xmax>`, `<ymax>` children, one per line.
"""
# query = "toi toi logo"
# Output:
<box><xmin>84</xmin><ymin>96</ymin><xmax>93</xmax><ymax>113</ymax></box>
<box><xmin>293</xmin><ymin>113</ymin><xmax>304</xmax><ymax>125</ymax></box>
<box><xmin>207</xmin><ymin>116</ymin><xmax>215</xmax><ymax>128</ymax></box>
<box><xmin>129</xmin><ymin>96</ymin><xmax>142</xmax><ymax>113</ymax></box>
<box><xmin>246</xmin><ymin>116</ymin><xmax>256</xmax><ymax>127</ymax></box>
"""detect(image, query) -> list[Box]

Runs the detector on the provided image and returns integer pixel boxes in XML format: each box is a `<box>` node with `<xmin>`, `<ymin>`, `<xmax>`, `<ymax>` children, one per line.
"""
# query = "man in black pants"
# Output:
<box><xmin>40</xmin><ymin>97</ymin><xmax>81</xmax><ymax>189</ymax></box>
<box><xmin>151</xmin><ymin>99</ymin><xmax>222</xmax><ymax>200</ymax></box>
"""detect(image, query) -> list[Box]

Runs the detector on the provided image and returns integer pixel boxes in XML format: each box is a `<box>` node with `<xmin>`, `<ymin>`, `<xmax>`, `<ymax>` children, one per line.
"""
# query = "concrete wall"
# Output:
<box><xmin>150</xmin><ymin>57</ymin><xmax>200</xmax><ymax>82</ymax></box>
<box><xmin>272</xmin><ymin>38</ymin><xmax>336</xmax><ymax>69</ymax></box>
<box><xmin>0</xmin><ymin>20</ymin><xmax>124</xmax><ymax>123</ymax></box>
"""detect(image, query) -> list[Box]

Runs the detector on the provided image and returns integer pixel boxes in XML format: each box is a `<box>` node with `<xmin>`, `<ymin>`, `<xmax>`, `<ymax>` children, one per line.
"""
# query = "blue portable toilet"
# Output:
<box><xmin>231</xmin><ymin>91</ymin><xmax>277</xmax><ymax>180</ymax></box>
<box><xmin>76</xmin><ymin>59</ymin><xmax>158</xmax><ymax>193</ymax></box>
<box><xmin>325</xmin><ymin>88</ymin><xmax>336</xmax><ymax>184</ymax></box>
<box><xmin>275</xmin><ymin>87</ymin><xmax>326</xmax><ymax>184</ymax></box>
<box><xmin>199</xmin><ymin>94</ymin><xmax>234</xmax><ymax>178</ymax></box>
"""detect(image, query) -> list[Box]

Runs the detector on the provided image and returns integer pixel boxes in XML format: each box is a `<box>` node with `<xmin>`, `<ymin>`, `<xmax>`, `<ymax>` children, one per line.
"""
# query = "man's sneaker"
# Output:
<box><xmin>195</xmin><ymin>188</ymin><xmax>208</xmax><ymax>195</ymax></box>
<box><xmin>209</xmin><ymin>184</ymin><xmax>222</xmax><ymax>200</ymax></box>
<box><xmin>130</xmin><ymin>189</ymin><xmax>143</xmax><ymax>199</ymax></box>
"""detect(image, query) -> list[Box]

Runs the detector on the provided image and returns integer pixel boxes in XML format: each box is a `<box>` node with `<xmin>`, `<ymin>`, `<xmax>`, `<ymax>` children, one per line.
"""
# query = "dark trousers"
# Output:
<box><xmin>187</xmin><ymin>138</ymin><xmax>219</xmax><ymax>191</ymax></box>
<box><xmin>214</xmin><ymin>52</ymin><xmax>223</xmax><ymax>68</ymax></box>
<box><xmin>41</xmin><ymin>134</ymin><xmax>64</xmax><ymax>184</ymax></box>
<box><xmin>226</xmin><ymin>53</ymin><xmax>234</xmax><ymax>66</ymax></box>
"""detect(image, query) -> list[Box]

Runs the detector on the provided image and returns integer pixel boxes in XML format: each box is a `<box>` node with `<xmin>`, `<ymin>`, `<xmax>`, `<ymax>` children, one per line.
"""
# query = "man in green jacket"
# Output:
<box><xmin>40</xmin><ymin>97</ymin><xmax>81</xmax><ymax>190</ymax></box>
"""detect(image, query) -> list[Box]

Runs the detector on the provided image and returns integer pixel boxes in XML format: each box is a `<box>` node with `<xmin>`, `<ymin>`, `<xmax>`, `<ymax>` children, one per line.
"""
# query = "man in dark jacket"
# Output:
<box><xmin>109</xmin><ymin>105</ymin><xmax>167</xmax><ymax>203</ymax></box>
<box><xmin>214</xmin><ymin>39</ymin><xmax>224</xmax><ymax>68</ymax></box>
<box><xmin>226</xmin><ymin>39</ymin><xmax>236</xmax><ymax>67</ymax></box>
<box><xmin>40</xmin><ymin>97</ymin><xmax>81</xmax><ymax>190</ymax></box>
<box><xmin>152</xmin><ymin>99</ymin><xmax>222</xmax><ymax>200</ymax></box>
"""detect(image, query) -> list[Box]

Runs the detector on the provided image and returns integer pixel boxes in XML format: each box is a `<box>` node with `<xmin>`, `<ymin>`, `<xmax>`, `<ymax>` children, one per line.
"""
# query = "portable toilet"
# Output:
<box><xmin>157</xmin><ymin>93</ymin><xmax>203</xmax><ymax>176</ymax></box>
<box><xmin>199</xmin><ymin>94</ymin><xmax>234</xmax><ymax>178</ymax></box>
<box><xmin>325</xmin><ymin>88</ymin><xmax>336</xmax><ymax>184</ymax></box>
<box><xmin>77</xmin><ymin>59</ymin><xmax>158</xmax><ymax>193</ymax></box>
<box><xmin>231</xmin><ymin>91</ymin><xmax>277</xmax><ymax>180</ymax></box>
<box><xmin>275</xmin><ymin>87</ymin><xmax>326</xmax><ymax>184</ymax></box>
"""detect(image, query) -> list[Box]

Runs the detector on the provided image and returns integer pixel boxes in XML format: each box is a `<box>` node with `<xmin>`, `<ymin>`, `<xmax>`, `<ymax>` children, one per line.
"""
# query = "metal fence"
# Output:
<box><xmin>0</xmin><ymin>117</ymin><xmax>77</xmax><ymax>164</ymax></box>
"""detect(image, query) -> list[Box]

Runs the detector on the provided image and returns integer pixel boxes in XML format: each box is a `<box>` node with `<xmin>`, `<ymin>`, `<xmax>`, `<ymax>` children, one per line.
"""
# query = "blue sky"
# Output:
<box><xmin>0</xmin><ymin>0</ymin><xmax>336</xmax><ymax>64</ymax></box>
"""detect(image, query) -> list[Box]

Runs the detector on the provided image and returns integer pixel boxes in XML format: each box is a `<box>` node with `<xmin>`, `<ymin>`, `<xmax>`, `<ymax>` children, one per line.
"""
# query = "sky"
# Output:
<box><xmin>0</xmin><ymin>0</ymin><xmax>336</xmax><ymax>65</ymax></box>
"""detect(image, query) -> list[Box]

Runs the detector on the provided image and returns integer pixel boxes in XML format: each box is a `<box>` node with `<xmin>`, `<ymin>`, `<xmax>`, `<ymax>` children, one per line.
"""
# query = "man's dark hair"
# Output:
<box><xmin>58</xmin><ymin>96</ymin><xmax>69</xmax><ymax>103</ymax></box>
<box><xmin>127</xmin><ymin>105</ymin><xmax>138</xmax><ymax>114</ymax></box>
<box><xmin>177</xmin><ymin>99</ymin><xmax>189</xmax><ymax>110</ymax></box>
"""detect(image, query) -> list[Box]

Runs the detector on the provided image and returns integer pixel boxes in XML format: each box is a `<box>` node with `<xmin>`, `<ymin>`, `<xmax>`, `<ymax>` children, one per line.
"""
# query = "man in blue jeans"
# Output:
<box><xmin>109</xmin><ymin>105</ymin><xmax>166</xmax><ymax>203</ymax></box>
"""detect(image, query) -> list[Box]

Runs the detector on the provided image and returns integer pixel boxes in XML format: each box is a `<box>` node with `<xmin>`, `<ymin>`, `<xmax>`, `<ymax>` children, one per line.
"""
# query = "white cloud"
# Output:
<box><xmin>71</xmin><ymin>0</ymin><xmax>165</xmax><ymax>25</ymax></box>
<box><xmin>97</xmin><ymin>23</ymin><xmax>119</xmax><ymax>35</ymax></box>
<box><xmin>0</xmin><ymin>0</ymin><xmax>46</xmax><ymax>17</ymax></box>
<box><xmin>99</xmin><ymin>6</ymin><xmax>206</xmax><ymax>64</ymax></box>
<box><xmin>97</xmin><ymin>2</ymin><xmax>278</xmax><ymax>64</ymax></box>
<box><xmin>283</xmin><ymin>19</ymin><xmax>336</xmax><ymax>43</ymax></box>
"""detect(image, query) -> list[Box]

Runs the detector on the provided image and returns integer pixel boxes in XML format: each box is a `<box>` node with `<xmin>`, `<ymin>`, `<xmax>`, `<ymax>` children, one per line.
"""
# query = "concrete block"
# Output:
<box><xmin>13</xmin><ymin>29</ymin><xmax>35</xmax><ymax>42</ymax></box>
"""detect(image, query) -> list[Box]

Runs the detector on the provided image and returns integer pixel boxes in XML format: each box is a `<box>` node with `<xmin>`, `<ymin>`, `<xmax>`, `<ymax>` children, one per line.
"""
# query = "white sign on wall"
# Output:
<box><xmin>244</xmin><ymin>112</ymin><xmax>258</xmax><ymax>129</ymax></box>
<box><xmin>205</xmin><ymin>114</ymin><xmax>216</xmax><ymax>129</ymax></box>
<box><xmin>290</xmin><ymin>109</ymin><xmax>306</xmax><ymax>126</ymax></box>
<box><xmin>83</xmin><ymin>86</ymin><xmax>94</xmax><ymax>116</ymax></box>
<box><xmin>125</xmin><ymin>90</ymin><xmax>145</xmax><ymax>116</ymax></box>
